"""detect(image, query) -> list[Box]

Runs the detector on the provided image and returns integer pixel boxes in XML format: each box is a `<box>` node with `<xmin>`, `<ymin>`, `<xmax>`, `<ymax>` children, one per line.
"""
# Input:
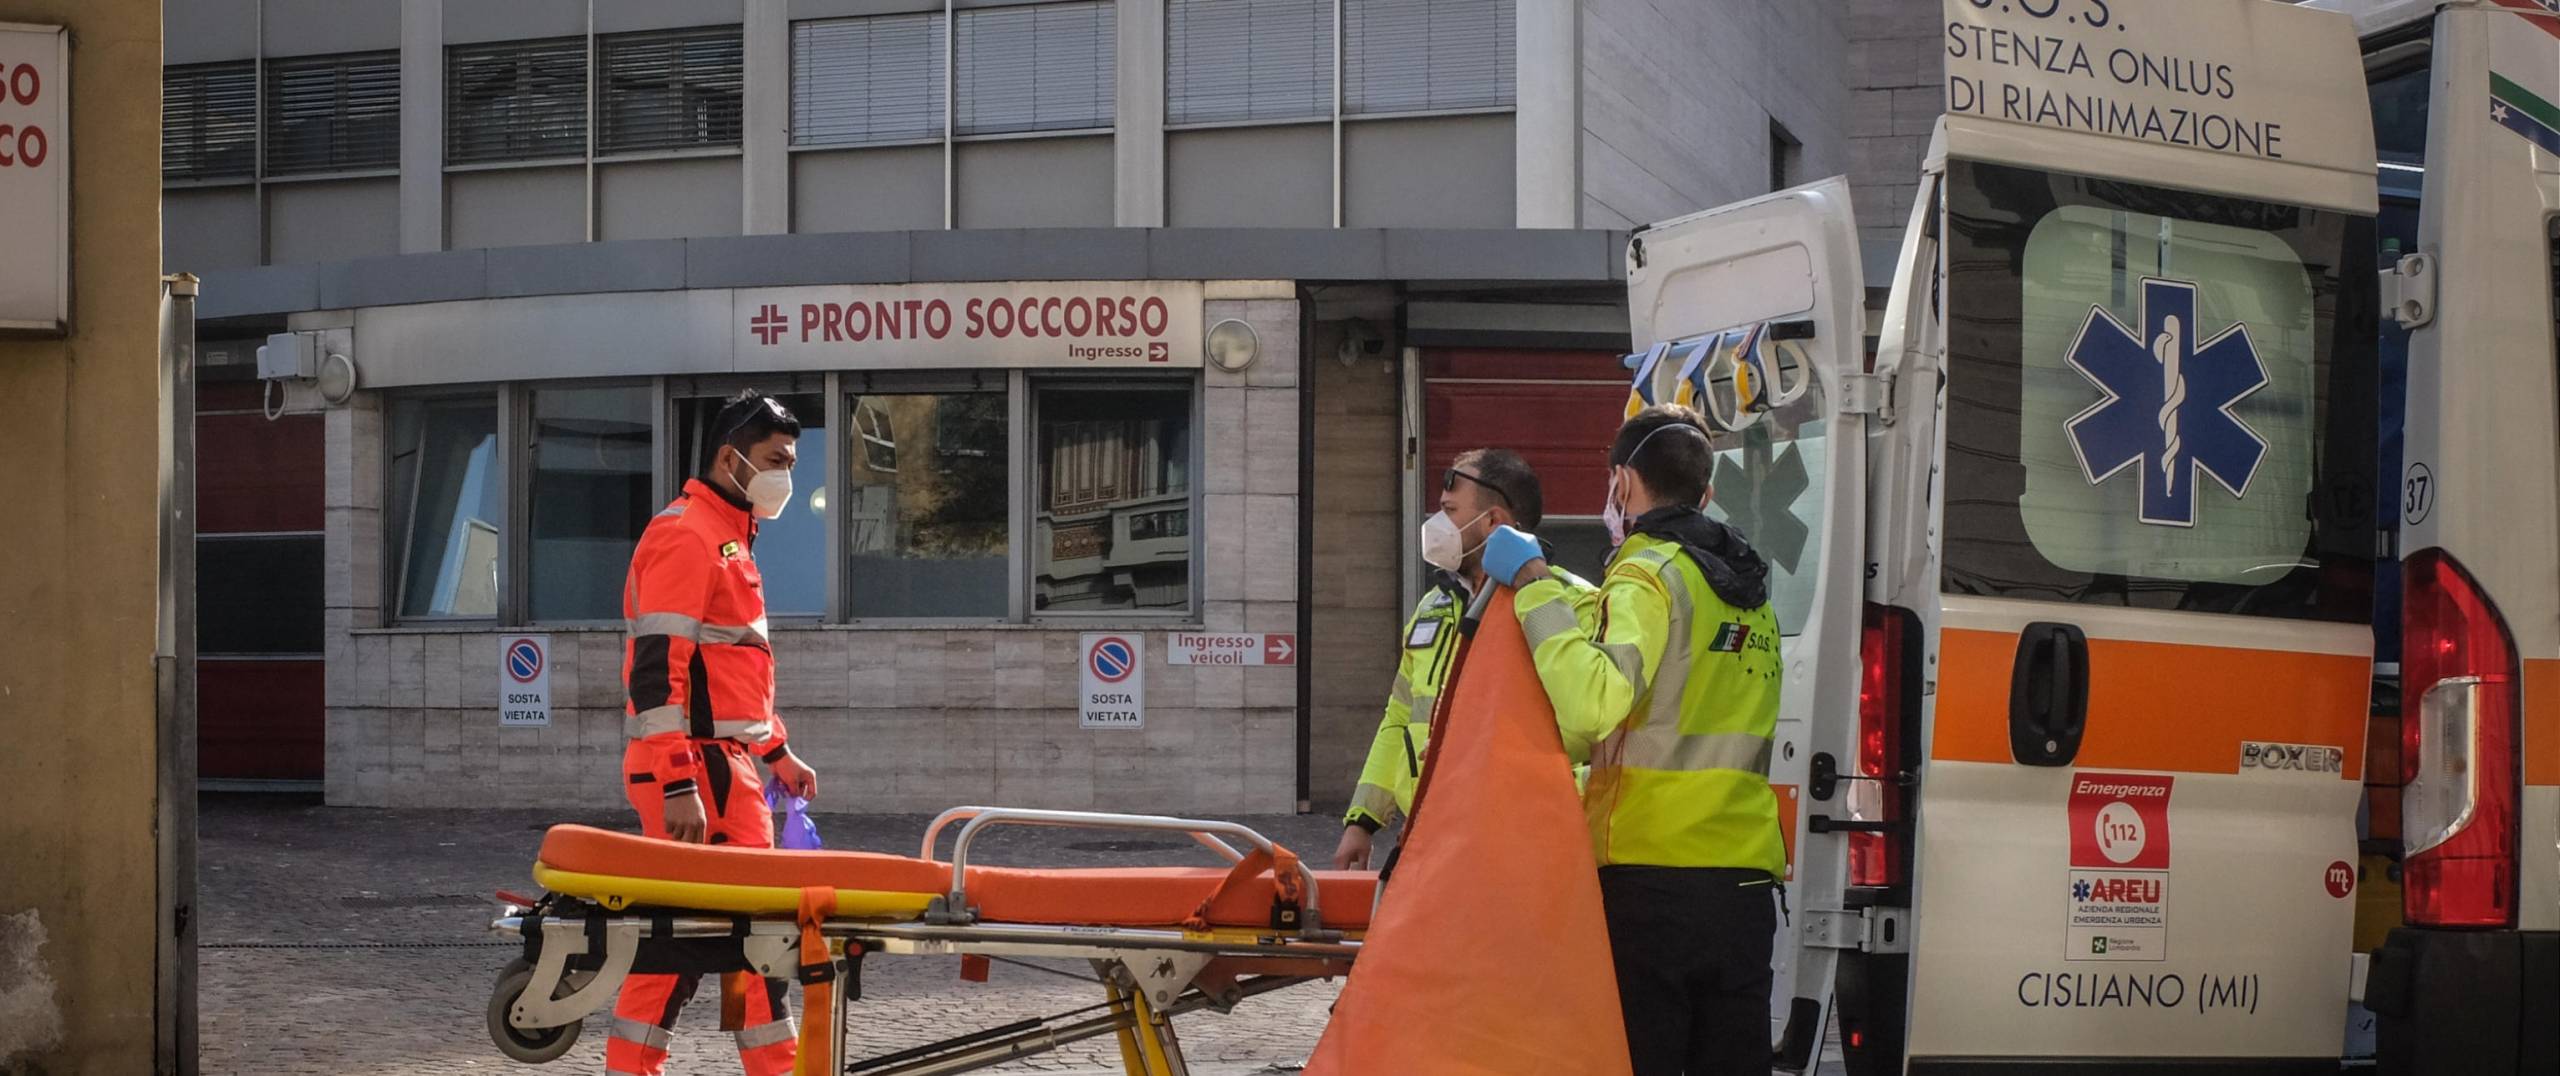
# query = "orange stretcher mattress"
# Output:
<box><xmin>536</xmin><ymin>825</ymin><xmax>1375</xmax><ymax>931</ymax></box>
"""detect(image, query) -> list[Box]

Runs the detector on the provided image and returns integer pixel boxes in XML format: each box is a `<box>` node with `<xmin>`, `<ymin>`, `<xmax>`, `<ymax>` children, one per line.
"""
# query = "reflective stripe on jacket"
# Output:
<box><xmin>1514</xmin><ymin>534</ymin><xmax>1784</xmax><ymax>874</ymax></box>
<box><xmin>1347</xmin><ymin>567</ymin><xmax>1595</xmax><ymax>831</ymax></box>
<box><xmin>623</xmin><ymin>478</ymin><xmax>788</xmax><ymax>794</ymax></box>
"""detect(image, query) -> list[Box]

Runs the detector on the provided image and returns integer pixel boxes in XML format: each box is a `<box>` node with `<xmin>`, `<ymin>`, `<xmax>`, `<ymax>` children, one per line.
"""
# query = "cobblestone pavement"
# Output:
<box><xmin>200</xmin><ymin>793</ymin><xmax>1844</xmax><ymax>1075</ymax></box>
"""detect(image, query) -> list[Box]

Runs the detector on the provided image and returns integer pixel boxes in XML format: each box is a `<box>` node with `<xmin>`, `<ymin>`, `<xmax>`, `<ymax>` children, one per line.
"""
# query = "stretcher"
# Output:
<box><xmin>486</xmin><ymin>807</ymin><xmax>1368</xmax><ymax>1076</ymax></box>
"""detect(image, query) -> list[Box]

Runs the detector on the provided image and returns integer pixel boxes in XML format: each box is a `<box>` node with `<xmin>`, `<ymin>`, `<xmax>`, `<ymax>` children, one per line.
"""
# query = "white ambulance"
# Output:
<box><xmin>1618</xmin><ymin>0</ymin><xmax>2548</xmax><ymax>1071</ymax></box>
<box><xmin>2317</xmin><ymin>1</ymin><xmax>2560</xmax><ymax>1073</ymax></box>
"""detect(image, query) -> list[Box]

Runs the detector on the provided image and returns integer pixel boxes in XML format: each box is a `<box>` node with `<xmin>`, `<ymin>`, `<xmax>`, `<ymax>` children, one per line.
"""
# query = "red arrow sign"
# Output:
<box><xmin>1263</xmin><ymin>634</ymin><xmax>1297</xmax><ymax>665</ymax></box>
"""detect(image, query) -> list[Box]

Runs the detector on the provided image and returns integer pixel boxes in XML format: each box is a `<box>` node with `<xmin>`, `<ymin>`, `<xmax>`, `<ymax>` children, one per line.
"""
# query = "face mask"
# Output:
<box><xmin>731</xmin><ymin>448</ymin><xmax>793</xmax><ymax>520</ymax></box>
<box><xmin>1420</xmin><ymin>508</ymin><xmax>1489</xmax><ymax>572</ymax></box>
<box><xmin>1603</xmin><ymin>469</ymin><xmax>1630</xmax><ymax>546</ymax></box>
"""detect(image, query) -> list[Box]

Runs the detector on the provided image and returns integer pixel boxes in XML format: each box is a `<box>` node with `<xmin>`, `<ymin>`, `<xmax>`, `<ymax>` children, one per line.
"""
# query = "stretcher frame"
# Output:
<box><xmin>487</xmin><ymin>807</ymin><xmax>1362</xmax><ymax>1076</ymax></box>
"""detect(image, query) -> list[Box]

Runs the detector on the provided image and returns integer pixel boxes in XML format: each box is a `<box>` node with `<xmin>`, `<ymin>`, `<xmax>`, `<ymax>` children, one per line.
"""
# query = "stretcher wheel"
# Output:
<box><xmin>488</xmin><ymin>958</ymin><xmax>587</xmax><ymax>1064</ymax></box>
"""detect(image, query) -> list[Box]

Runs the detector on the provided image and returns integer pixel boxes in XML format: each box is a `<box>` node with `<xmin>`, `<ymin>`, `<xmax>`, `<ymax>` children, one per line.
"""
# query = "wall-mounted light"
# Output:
<box><xmin>1205</xmin><ymin>318</ymin><xmax>1260</xmax><ymax>373</ymax></box>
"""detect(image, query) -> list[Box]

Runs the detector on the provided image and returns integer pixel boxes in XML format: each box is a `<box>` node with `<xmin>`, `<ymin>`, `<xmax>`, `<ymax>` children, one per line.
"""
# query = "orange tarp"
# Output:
<box><xmin>1307</xmin><ymin>588</ymin><xmax>1632</xmax><ymax>1075</ymax></box>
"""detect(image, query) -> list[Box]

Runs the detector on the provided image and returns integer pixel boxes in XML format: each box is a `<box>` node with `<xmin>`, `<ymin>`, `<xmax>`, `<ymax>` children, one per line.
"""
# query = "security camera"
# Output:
<box><xmin>1337</xmin><ymin>319</ymin><xmax>1386</xmax><ymax>367</ymax></box>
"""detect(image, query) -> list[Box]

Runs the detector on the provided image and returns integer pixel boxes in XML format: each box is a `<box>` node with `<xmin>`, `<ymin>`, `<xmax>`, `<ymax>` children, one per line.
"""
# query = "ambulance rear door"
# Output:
<box><xmin>1624</xmin><ymin>175</ymin><xmax>1870</xmax><ymax>1072</ymax></box>
<box><xmin>1906</xmin><ymin>1</ymin><xmax>2381</xmax><ymax>1069</ymax></box>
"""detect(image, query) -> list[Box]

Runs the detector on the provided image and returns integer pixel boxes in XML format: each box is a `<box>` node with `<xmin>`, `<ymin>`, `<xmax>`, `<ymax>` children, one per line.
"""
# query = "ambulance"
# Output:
<box><xmin>1617</xmin><ymin>0</ymin><xmax>2552</xmax><ymax>1071</ymax></box>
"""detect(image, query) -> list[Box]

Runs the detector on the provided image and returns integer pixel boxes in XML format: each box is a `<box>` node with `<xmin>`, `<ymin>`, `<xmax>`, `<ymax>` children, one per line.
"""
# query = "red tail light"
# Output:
<box><xmin>1853</xmin><ymin>604</ymin><xmax>1914</xmax><ymax>887</ymax></box>
<box><xmin>2399</xmin><ymin>548</ymin><xmax>2519</xmax><ymax>928</ymax></box>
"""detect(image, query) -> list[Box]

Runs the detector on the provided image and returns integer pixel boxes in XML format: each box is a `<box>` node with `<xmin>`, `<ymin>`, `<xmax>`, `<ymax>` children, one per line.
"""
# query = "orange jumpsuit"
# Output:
<box><xmin>610</xmin><ymin>478</ymin><xmax>797</xmax><ymax>1076</ymax></box>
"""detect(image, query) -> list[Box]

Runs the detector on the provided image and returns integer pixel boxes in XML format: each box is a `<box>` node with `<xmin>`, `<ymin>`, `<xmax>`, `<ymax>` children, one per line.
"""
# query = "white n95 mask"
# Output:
<box><xmin>1420</xmin><ymin>509</ymin><xmax>1486</xmax><ymax>572</ymax></box>
<box><xmin>734</xmin><ymin>451</ymin><xmax>793</xmax><ymax>520</ymax></box>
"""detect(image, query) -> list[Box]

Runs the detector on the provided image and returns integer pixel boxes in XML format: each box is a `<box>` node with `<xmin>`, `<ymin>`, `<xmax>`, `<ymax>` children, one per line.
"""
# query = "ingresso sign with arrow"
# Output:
<box><xmin>1165</xmin><ymin>632</ymin><xmax>1298</xmax><ymax>667</ymax></box>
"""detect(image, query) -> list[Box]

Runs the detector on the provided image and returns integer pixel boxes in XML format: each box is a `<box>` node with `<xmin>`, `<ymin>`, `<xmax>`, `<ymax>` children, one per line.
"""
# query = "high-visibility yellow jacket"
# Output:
<box><xmin>1513</xmin><ymin>529</ymin><xmax>1785</xmax><ymax>875</ymax></box>
<box><xmin>1347</xmin><ymin>568</ymin><xmax>1593</xmax><ymax>831</ymax></box>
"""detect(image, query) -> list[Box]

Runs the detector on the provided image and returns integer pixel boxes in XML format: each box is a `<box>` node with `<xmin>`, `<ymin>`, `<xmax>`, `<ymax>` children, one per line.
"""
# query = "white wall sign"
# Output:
<box><xmin>1166</xmin><ymin>632</ymin><xmax>1298</xmax><ymax>667</ymax></box>
<box><xmin>1078</xmin><ymin>632</ymin><xmax>1145</xmax><ymax>730</ymax></box>
<box><xmin>0</xmin><ymin>24</ymin><xmax>68</xmax><ymax>334</ymax></box>
<box><xmin>1941</xmin><ymin>0</ymin><xmax>2369</xmax><ymax>175</ymax></box>
<box><xmin>736</xmin><ymin>281</ymin><xmax>1204</xmax><ymax>370</ymax></box>
<box><xmin>498</xmin><ymin>635</ymin><xmax>553</xmax><ymax>728</ymax></box>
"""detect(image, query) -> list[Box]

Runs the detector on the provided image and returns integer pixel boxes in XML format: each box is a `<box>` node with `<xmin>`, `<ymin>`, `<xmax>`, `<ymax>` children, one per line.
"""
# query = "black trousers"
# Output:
<box><xmin>1599</xmin><ymin>865</ymin><xmax>1777</xmax><ymax>1076</ymax></box>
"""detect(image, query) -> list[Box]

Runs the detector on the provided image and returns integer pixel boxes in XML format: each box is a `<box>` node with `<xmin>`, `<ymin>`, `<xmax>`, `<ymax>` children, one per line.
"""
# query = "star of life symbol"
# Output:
<box><xmin>2063</xmin><ymin>277</ymin><xmax>2269</xmax><ymax>527</ymax></box>
<box><xmin>2072</xmin><ymin>879</ymin><xmax>2094</xmax><ymax>901</ymax></box>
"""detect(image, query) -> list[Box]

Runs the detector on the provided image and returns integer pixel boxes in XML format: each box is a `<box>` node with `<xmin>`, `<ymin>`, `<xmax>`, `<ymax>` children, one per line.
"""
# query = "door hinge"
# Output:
<box><xmin>2380</xmin><ymin>251</ymin><xmax>2436</xmax><ymax>329</ymax></box>
<box><xmin>1839</xmin><ymin>370</ymin><xmax>1895</xmax><ymax>423</ymax></box>
<box><xmin>1800</xmin><ymin>906</ymin><xmax>1909</xmax><ymax>954</ymax></box>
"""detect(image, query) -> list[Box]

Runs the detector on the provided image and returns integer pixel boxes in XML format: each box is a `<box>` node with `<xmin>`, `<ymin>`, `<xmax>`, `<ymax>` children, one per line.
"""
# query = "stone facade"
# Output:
<box><xmin>321</xmin><ymin>295</ymin><xmax>1302</xmax><ymax>813</ymax></box>
<box><xmin>1847</xmin><ymin>0</ymin><xmax>1947</xmax><ymax>275</ymax></box>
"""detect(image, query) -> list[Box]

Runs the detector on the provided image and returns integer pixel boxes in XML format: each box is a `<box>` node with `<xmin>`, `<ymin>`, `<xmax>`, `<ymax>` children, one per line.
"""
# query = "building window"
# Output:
<box><xmin>1167</xmin><ymin>0</ymin><xmax>1332</xmax><ymax>126</ymax></box>
<box><xmin>1035</xmin><ymin>384</ymin><xmax>1193</xmax><ymax>613</ymax></box>
<box><xmin>388</xmin><ymin>395</ymin><xmax>503</xmax><ymax>620</ymax></box>
<box><xmin>1343</xmin><ymin>0</ymin><xmax>1515</xmax><ymax>116</ymax></box>
<box><xmin>673</xmin><ymin>389</ymin><xmax>830</xmax><ymax>619</ymax></box>
<box><xmin>833</xmin><ymin>389</ymin><xmax>1008</xmax><ymax>618</ymax></box>
<box><xmin>527</xmin><ymin>386</ymin><xmax>655</xmax><ymax>622</ymax></box>
<box><xmin>791</xmin><ymin>13</ymin><xmax>947</xmax><ymax>146</ymax></box>
<box><xmin>956</xmin><ymin>1</ymin><xmax>1116</xmax><ymax>136</ymax></box>
<box><xmin>599</xmin><ymin>26</ymin><xmax>744</xmax><ymax>155</ymax></box>
<box><xmin>1769</xmin><ymin>119</ymin><xmax>1801</xmax><ymax>192</ymax></box>
<box><xmin>164</xmin><ymin>61</ymin><xmax>259</xmax><ymax>181</ymax></box>
<box><xmin>448</xmin><ymin>37</ymin><xmax>589</xmax><ymax>164</ymax></box>
<box><xmin>264</xmin><ymin>52</ymin><xmax>401</xmax><ymax>175</ymax></box>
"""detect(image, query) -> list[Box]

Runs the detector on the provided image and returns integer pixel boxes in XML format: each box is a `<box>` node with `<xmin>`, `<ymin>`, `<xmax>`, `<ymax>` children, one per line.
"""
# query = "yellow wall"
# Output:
<box><xmin>0</xmin><ymin>0</ymin><xmax>166</xmax><ymax>1071</ymax></box>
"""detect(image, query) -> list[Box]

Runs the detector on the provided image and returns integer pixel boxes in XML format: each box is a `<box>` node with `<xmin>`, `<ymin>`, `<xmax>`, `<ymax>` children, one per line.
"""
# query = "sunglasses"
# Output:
<box><xmin>1441</xmin><ymin>467</ymin><xmax>1514</xmax><ymax>509</ymax></box>
<box><xmin>714</xmin><ymin>395</ymin><xmax>790</xmax><ymax>445</ymax></box>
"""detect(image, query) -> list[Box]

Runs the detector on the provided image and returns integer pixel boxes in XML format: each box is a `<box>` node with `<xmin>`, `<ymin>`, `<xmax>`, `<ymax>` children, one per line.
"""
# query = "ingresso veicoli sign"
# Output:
<box><xmin>0</xmin><ymin>23</ymin><xmax>67</xmax><ymax>334</ymax></box>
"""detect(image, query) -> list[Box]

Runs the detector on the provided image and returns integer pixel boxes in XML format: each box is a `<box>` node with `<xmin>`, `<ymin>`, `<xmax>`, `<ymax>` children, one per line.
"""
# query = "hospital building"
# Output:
<box><xmin>166</xmin><ymin>0</ymin><xmax>1937</xmax><ymax>812</ymax></box>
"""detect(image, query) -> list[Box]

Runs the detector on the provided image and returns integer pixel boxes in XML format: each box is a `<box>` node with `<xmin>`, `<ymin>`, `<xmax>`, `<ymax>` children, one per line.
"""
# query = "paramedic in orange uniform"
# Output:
<box><xmin>608</xmin><ymin>391</ymin><xmax>821</xmax><ymax>1076</ymax></box>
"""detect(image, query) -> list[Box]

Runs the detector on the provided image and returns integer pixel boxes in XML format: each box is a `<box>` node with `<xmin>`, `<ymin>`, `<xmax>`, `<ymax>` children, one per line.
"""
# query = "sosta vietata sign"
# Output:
<box><xmin>733</xmin><ymin>281</ymin><xmax>1204</xmax><ymax>370</ymax></box>
<box><xmin>0</xmin><ymin>24</ymin><xmax>67</xmax><ymax>334</ymax></box>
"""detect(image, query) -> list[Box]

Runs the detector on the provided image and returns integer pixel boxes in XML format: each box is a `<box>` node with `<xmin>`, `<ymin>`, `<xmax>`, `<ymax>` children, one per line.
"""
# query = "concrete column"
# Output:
<box><xmin>1114</xmin><ymin>0</ymin><xmax>1166</xmax><ymax>227</ymax></box>
<box><xmin>742</xmin><ymin>0</ymin><xmax>790</xmax><ymax>234</ymax></box>
<box><xmin>1514</xmin><ymin>0</ymin><xmax>1580</xmax><ymax>228</ymax></box>
<box><xmin>400</xmin><ymin>0</ymin><xmax>445</xmax><ymax>252</ymax></box>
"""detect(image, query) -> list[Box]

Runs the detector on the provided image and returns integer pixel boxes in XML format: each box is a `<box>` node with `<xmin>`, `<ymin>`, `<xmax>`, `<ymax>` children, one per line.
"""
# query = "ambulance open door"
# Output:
<box><xmin>1623</xmin><ymin>176</ymin><xmax>1870</xmax><ymax>1073</ymax></box>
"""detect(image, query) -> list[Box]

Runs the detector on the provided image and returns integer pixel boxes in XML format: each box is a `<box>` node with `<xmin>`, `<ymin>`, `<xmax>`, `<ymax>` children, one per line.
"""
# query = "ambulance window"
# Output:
<box><xmin>2369</xmin><ymin>61</ymin><xmax>2430</xmax><ymax>167</ymax></box>
<box><xmin>1939</xmin><ymin>160</ymin><xmax>2376</xmax><ymax>621</ymax></box>
<box><xmin>1706</xmin><ymin>395</ymin><xmax>1825</xmax><ymax>637</ymax></box>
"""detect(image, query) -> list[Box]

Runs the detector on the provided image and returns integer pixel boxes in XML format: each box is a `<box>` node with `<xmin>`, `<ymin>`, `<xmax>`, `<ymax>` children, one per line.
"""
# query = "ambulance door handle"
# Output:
<box><xmin>2008</xmin><ymin>622</ymin><xmax>2089</xmax><ymax>767</ymax></box>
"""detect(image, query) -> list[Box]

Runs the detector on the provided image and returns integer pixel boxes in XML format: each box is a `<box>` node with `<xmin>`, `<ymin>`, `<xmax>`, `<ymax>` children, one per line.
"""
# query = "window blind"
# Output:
<box><xmin>263</xmin><ymin>52</ymin><xmax>401</xmax><ymax>175</ymax></box>
<box><xmin>599</xmin><ymin>26</ymin><xmax>744</xmax><ymax>154</ymax></box>
<box><xmin>792</xmin><ymin>13</ymin><xmax>947</xmax><ymax>147</ymax></box>
<box><xmin>447</xmin><ymin>37</ymin><xmax>588</xmax><ymax>164</ymax></box>
<box><xmin>164</xmin><ymin>61</ymin><xmax>258</xmax><ymax>180</ymax></box>
<box><xmin>956</xmin><ymin>1</ymin><xmax>1116</xmax><ymax>137</ymax></box>
<box><xmin>1344</xmin><ymin>0</ymin><xmax>1514</xmax><ymax>116</ymax></box>
<box><xmin>1167</xmin><ymin>0</ymin><xmax>1332</xmax><ymax>126</ymax></box>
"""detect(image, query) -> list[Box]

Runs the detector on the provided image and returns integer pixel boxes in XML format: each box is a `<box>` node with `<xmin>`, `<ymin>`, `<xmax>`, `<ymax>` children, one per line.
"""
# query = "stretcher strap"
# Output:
<box><xmin>792</xmin><ymin>886</ymin><xmax>837</xmax><ymax>1076</ymax></box>
<box><xmin>1181</xmin><ymin>845</ymin><xmax>1305</xmax><ymax>932</ymax></box>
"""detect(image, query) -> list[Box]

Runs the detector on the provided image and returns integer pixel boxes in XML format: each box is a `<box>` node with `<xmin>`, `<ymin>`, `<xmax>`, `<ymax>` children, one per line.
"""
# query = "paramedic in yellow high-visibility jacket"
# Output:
<box><xmin>1331</xmin><ymin>448</ymin><xmax>1590</xmax><ymax>871</ymax></box>
<box><xmin>1482</xmin><ymin>404</ymin><xmax>1785</xmax><ymax>1076</ymax></box>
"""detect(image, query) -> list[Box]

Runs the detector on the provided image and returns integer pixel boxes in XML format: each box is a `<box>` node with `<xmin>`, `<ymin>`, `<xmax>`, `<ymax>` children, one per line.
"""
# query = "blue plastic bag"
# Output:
<box><xmin>764</xmin><ymin>779</ymin><xmax>823</xmax><ymax>850</ymax></box>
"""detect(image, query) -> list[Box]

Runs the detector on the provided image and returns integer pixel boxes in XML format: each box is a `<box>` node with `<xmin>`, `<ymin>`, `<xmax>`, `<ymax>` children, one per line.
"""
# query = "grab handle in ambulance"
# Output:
<box><xmin>2007</xmin><ymin>622</ymin><xmax>2088</xmax><ymax>767</ymax></box>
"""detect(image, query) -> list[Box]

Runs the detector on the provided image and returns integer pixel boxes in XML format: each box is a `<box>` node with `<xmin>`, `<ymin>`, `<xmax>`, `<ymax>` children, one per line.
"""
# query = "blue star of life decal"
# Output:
<box><xmin>2072</xmin><ymin>879</ymin><xmax>2093</xmax><ymax>902</ymax></box>
<box><xmin>2063</xmin><ymin>277</ymin><xmax>2270</xmax><ymax>527</ymax></box>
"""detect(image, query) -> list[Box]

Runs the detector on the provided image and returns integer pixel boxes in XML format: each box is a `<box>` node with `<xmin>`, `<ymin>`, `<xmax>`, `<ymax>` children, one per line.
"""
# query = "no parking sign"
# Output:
<box><xmin>1078</xmin><ymin>633</ymin><xmax>1144</xmax><ymax>730</ymax></box>
<box><xmin>498</xmin><ymin>635</ymin><xmax>552</xmax><ymax>728</ymax></box>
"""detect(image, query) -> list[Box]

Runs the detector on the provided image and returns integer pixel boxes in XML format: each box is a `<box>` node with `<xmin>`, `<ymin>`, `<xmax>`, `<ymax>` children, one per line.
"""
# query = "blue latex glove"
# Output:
<box><xmin>1481</xmin><ymin>525</ymin><xmax>1543</xmax><ymax>588</ymax></box>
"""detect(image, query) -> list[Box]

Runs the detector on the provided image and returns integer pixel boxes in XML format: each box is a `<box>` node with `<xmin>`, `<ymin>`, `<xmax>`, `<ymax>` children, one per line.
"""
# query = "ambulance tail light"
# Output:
<box><xmin>1852</xmin><ymin>604</ymin><xmax>1916</xmax><ymax>888</ymax></box>
<box><xmin>2399</xmin><ymin>548</ymin><xmax>2519</xmax><ymax>929</ymax></box>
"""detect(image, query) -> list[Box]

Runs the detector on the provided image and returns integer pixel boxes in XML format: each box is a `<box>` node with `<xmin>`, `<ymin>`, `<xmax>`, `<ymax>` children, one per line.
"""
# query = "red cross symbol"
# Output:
<box><xmin>750</xmin><ymin>304</ymin><xmax>788</xmax><ymax>346</ymax></box>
